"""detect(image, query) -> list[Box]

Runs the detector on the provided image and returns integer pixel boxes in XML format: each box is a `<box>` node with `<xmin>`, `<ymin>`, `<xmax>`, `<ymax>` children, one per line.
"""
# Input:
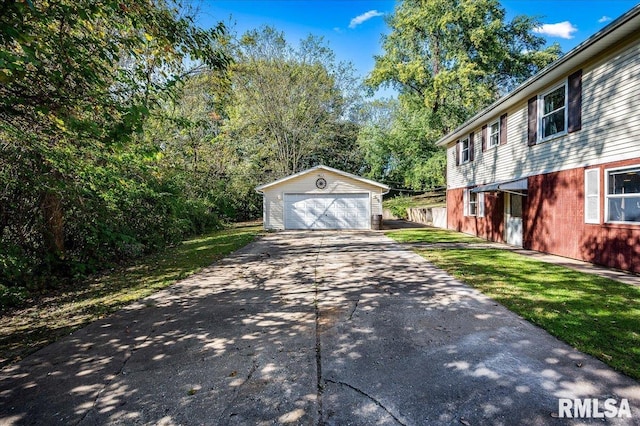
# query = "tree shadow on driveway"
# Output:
<box><xmin>1</xmin><ymin>231</ymin><xmax>639</xmax><ymax>425</ymax></box>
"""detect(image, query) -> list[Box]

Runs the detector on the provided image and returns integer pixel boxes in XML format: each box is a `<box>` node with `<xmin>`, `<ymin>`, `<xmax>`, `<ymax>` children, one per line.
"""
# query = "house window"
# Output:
<box><xmin>469</xmin><ymin>191</ymin><xmax>478</xmax><ymax>216</ymax></box>
<box><xmin>460</xmin><ymin>137</ymin><xmax>470</xmax><ymax>164</ymax></box>
<box><xmin>463</xmin><ymin>189</ymin><xmax>484</xmax><ymax>217</ymax></box>
<box><xmin>606</xmin><ymin>166</ymin><xmax>640</xmax><ymax>223</ymax></box>
<box><xmin>540</xmin><ymin>84</ymin><xmax>567</xmax><ymax>139</ymax></box>
<box><xmin>488</xmin><ymin>121</ymin><xmax>500</xmax><ymax>148</ymax></box>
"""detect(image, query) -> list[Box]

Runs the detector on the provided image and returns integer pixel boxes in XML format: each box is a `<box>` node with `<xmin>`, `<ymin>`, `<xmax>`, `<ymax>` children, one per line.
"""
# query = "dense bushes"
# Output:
<box><xmin>0</xmin><ymin>0</ymin><xmax>232</xmax><ymax>293</ymax></box>
<box><xmin>0</xmin><ymin>143</ymin><xmax>227</xmax><ymax>290</ymax></box>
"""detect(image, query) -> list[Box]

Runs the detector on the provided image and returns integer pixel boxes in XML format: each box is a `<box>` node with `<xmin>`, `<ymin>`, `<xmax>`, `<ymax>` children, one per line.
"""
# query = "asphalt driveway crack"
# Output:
<box><xmin>75</xmin><ymin>317</ymin><xmax>168</xmax><ymax>425</ymax></box>
<box><xmin>218</xmin><ymin>358</ymin><xmax>259</xmax><ymax>422</ymax></box>
<box><xmin>325</xmin><ymin>379</ymin><xmax>407</xmax><ymax>426</ymax></box>
<box><xmin>313</xmin><ymin>234</ymin><xmax>325</xmax><ymax>426</ymax></box>
<box><xmin>348</xmin><ymin>299</ymin><xmax>359</xmax><ymax>320</ymax></box>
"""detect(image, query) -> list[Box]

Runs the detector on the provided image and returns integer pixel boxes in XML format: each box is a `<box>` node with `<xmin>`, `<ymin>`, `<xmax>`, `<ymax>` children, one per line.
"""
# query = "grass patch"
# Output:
<box><xmin>0</xmin><ymin>222</ymin><xmax>263</xmax><ymax>366</ymax></box>
<box><xmin>386</xmin><ymin>227</ymin><xmax>640</xmax><ymax>380</ymax></box>
<box><xmin>388</xmin><ymin>228</ymin><xmax>485</xmax><ymax>244</ymax></box>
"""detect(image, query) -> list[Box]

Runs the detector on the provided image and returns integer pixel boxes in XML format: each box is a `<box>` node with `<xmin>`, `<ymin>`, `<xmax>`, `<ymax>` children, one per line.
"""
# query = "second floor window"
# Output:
<box><xmin>528</xmin><ymin>70</ymin><xmax>581</xmax><ymax>147</ymax></box>
<box><xmin>460</xmin><ymin>137</ymin><xmax>470</xmax><ymax>164</ymax></box>
<box><xmin>540</xmin><ymin>84</ymin><xmax>567</xmax><ymax>139</ymax></box>
<box><xmin>488</xmin><ymin>121</ymin><xmax>500</xmax><ymax>148</ymax></box>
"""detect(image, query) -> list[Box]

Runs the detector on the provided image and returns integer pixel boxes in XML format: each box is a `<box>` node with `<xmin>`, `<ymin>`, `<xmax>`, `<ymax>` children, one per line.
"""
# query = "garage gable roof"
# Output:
<box><xmin>255</xmin><ymin>165</ymin><xmax>389</xmax><ymax>193</ymax></box>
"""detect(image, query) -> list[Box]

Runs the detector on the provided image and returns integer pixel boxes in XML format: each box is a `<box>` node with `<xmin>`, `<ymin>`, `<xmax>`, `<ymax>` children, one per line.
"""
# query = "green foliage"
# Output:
<box><xmin>1</xmin><ymin>5</ymin><xmax>370</xmax><ymax>291</ymax></box>
<box><xmin>0</xmin><ymin>285</ymin><xmax>28</xmax><ymax>309</ymax></box>
<box><xmin>305</xmin><ymin>121</ymin><xmax>366</xmax><ymax>173</ymax></box>
<box><xmin>361</xmin><ymin>0</ymin><xmax>562</xmax><ymax>192</ymax></box>
<box><xmin>358</xmin><ymin>100</ymin><xmax>443</xmax><ymax>190</ymax></box>
<box><xmin>383</xmin><ymin>191</ymin><xmax>446</xmax><ymax>219</ymax></box>
<box><xmin>408</xmin><ymin>150</ymin><xmax>447</xmax><ymax>189</ymax></box>
<box><xmin>0</xmin><ymin>0</ymin><xmax>229</xmax><ymax>288</ymax></box>
<box><xmin>145</xmin><ymin>69</ymin><xmax>265</xmax><ymax>222</ymax></box>
<box><xmin>369</xmin><ymin>0</ymin><xmax>561</xmax><ymax>123</ymax></box>
<box><xmin>383</xmin><ymin>196</ymin><xmax>414</xmax><ymax>219</ymax></box>
<box><xmin>0</xmin><ymin>0</ymin><xmax>563</xmax><ymax>294</ymax></box>
<box><xmin>227</xmin><ymin>26</ymin><xmax>366</xmax><ymax>180</ymax></box>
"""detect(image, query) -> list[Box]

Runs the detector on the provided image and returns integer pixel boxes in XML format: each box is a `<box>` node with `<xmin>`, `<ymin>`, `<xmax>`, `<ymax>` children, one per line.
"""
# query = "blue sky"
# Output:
<box><xmin>193</xmin><ymin>1</ymin><xmax>639</xmax><ymax>97</ymax></box>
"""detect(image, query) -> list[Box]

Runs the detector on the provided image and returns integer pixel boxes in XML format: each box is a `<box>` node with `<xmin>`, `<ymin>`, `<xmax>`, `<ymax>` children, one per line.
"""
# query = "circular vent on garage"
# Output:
<box><xmin>315</xmin><ymin>178</ymin><xmax>327</xmax><ymax>189</ymax></box>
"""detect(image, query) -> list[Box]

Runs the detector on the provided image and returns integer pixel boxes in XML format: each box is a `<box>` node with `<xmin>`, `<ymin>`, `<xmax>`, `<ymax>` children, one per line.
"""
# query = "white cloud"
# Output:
<box><xmin>598</xmin><ymin>15</ymin><xmax>612</xmax><ymax>23</ymax></box>
<box><xmin>533</xmin><ymin>21</ymin><xmax>578</xmax><ymax>39</ymax></box>
<box><xmin>349</xmin><ymin>10</ymin><xmax>384</xmax><ymax>29</ymax></box>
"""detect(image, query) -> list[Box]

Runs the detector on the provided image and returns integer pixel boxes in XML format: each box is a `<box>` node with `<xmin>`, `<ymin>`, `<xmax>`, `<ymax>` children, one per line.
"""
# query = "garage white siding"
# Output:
<box><xmin>256</xmin><ymin>165</ymin><xmax>389</xmax><ymax>230</ymax></box>
<box><xmin>284</xmin><ymin>193</ymin><xmax>370</xmax><ymax>230</ymax></box>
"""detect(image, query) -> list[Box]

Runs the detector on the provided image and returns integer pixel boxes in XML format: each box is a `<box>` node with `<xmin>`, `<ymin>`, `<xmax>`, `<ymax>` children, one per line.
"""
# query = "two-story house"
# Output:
<box><xmin>437</xmin><ymin>5</ymin><xmax>640</xmax><ymax>274</ymax></box>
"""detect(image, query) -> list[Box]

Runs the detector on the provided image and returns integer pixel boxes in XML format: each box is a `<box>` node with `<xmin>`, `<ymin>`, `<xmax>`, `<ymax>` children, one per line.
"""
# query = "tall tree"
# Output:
<box><xmin>362</xmin><ymin>0</ymin><xmax>561</xmax><ymax>191</ymax></box>
<box><xmin>226</xmin><ymin>27</ymin><xmax>364</xmax><ymax>179</ymax></box>
<box><xmin>144</xmin><ymin>69</ymin><xmax>263</xmax><ymax>221</ymax></box>
<box><xmin>358</xmin><ymin>99</ymin><xmax>444</xmax><ymax>189</ymax></box>
<box><xmin>0</xmin><ymin>0</ymin><xmax>228</xmax><ymax>284</ymax></box>
<box><xmin>368</xmin><ymin>0</ymin><xmax>561</xmax><ymax>133</ymax></box>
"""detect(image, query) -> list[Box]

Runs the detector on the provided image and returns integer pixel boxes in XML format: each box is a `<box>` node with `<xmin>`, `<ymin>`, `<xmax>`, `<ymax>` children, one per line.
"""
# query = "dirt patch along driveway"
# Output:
<box><xmin>1</xmin><ymin>231</ymin><xmax>639</xmax><ymax>425</ymax></box>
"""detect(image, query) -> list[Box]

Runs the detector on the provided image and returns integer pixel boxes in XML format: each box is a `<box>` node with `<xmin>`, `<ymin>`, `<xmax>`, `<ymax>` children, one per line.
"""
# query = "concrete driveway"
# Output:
<box><xmin>1</xmin><ymin>231</ymin><xmax>639</xmax><ymax>425</ymax></box>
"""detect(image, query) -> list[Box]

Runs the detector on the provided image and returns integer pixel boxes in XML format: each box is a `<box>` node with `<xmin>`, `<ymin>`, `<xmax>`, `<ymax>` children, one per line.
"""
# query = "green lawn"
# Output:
<box><xmin>387</xmin><ymin>228</ymin><xmax>640</xmax><ymax>380</ymax></box>
<box><xmin>0</xmin><ymin>223</ymin><xmax>263</xmax><ymax>366</ymax></box>
<box><xmin>388</xmin><ymin>227</ymin><xmax>485</xmax><ymax>244</ymax></box>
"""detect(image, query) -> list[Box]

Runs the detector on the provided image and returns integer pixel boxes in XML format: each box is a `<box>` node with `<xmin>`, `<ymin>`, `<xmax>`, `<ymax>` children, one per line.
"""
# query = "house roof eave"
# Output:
<box><xmin>436</xmin><ymin>4</ymin><xmax>640</xmax><ymax>148</ymax></box>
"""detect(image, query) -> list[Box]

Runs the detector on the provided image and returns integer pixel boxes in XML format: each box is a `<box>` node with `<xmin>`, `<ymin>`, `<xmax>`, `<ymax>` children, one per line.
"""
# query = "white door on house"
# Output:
<box><xmin>284</xmin><ymin>193</ymin><xmax>370</xmax><ymax>230</ymax></box>
<box><xmin>505</xmin><ymin>193</ymin><xmax>523</xmax><ymax>247</ymax></box>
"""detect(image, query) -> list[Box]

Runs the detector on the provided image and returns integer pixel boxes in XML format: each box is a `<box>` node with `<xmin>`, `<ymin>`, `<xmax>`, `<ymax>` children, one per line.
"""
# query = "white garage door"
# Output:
<box><xmin>284</xmin><ymin>193</ymin><xmax>370</xmax><ymax>230</ymax></box>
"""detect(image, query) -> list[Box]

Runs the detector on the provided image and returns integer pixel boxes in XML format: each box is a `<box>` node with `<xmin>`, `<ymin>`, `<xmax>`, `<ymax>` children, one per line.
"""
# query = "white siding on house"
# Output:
<box><xmin>447</xmin><ymin>40</ymin><xmax>640</xmax><ymax>189</ymax></box>
<box><xmin>261</xmin><ymin>169</ymin><xmax>386</xmax><ymax>230</ymax></box>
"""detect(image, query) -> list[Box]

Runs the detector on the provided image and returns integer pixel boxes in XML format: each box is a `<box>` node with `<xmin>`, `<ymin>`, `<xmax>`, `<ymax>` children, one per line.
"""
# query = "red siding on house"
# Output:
<box><xmin>583</xmin><ymin>227</ymin><xmax>640</xmax><ymax>274</ymax></box>
<box><xmin>448</xmin><ymin>158</ymin><xmax>640</xmax><ymax>274</ymax></box>
<box><xmin>525</xmin><ymin>169</ymin><xmax>585</xmax><ymax>260</ymax></box>
<box><xmin>525</xmin><ymin>162</ymin><xmax>640</xmax><ymax>274</ymax></box>
<box><xmin>446</xmin><ymin>188</ymin><xmax>504</xmax><ymax>243</ymax></box>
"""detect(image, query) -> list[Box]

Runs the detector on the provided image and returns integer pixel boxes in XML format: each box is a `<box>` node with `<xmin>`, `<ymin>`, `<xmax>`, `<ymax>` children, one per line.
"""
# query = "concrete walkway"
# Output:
<box><xmin>1</xmin><ymin>231</ymin><xmax>639</xmax><ymax>425</ymax></box>
<box><xmin>511</xmin><ymin>248</ymin><xmax>640</xmax><ymax>287</ymax></box>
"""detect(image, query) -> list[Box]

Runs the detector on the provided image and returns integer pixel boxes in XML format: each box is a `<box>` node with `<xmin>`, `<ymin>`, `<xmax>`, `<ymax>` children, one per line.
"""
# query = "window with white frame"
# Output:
<box><xmin>460</xmin><ymin>137</ymin><xmax>470</xmax><ymax>164</ymax></box>
<box><xmin>469</xmin><ymin>191</ymin><xmax>478</xmax><ymax>216</ymax></box>
<box><xmin>606</xmin><ymin>166</ymin><xmax>640</xmax><ymax>223</ymax></box>
<box><xmin>463</xmin><ymin>189</ymin><xmax>484</xmax><ymax>217</ymax></box>
<box><xmin>540</xmin><ymin>84</ymin><xmax>567</xmax><ymax>139</ymax></box>
<box><xmin>488</xmin><ymin>121</ymin><xmax>500</xmax><ymax>148</ymax></box>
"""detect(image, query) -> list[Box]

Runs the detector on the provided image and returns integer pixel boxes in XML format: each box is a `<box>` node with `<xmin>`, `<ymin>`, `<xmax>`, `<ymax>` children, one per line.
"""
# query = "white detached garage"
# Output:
<box><xmin>255</xmin><ymin>165</ymin><xmax>389</xmax><ymax>230</ymax></box>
